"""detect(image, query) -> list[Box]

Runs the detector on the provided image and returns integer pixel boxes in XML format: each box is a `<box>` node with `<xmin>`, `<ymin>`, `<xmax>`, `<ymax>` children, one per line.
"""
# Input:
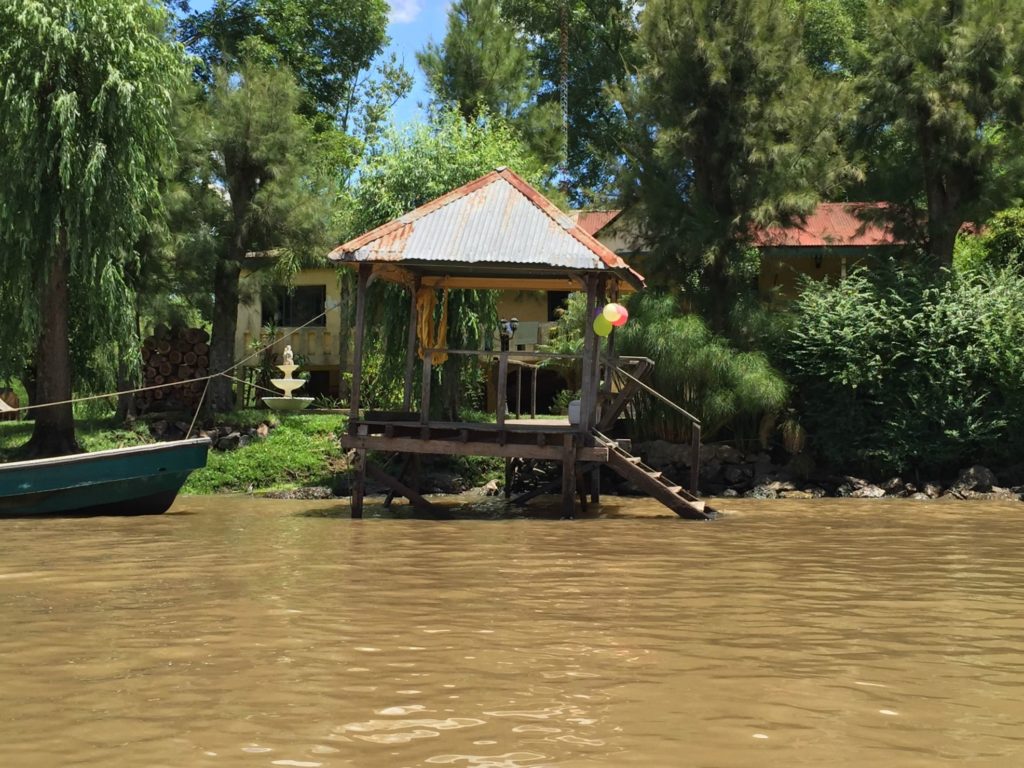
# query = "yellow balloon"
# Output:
<box><xmin>602</xmin><ymin>303</ymin><xmax>621</xmax><ymax>323</ymax></box>
<box><xmin>593</xmin><ymin>315</ymin><xmax>613</xmax><ymax>337</ymax></box>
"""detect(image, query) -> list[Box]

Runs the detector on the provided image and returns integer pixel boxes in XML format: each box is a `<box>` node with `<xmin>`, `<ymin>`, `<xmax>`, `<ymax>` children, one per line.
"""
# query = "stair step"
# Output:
<box><xmin>664</xmin><ymin>485</ymin><xmax>682</xmax><ymax>494</ymax></box>
<box><xmin>646</xmin><ymin>471</ymin><xmax>663</xmax><ymax>481</ymax></box>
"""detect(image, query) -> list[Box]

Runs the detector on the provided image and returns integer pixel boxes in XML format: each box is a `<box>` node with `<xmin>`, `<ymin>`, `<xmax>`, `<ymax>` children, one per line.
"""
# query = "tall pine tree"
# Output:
<box><xmin>855</xmin><ymin>0</ymin><xmax>1024</xmax><ymax>267</ymax></box>
<box><xmin>623</xmin><ymin>0</ymin><xmax>857</xmax><ymax>332</ymax></box>
<box><xmin>418</xmin><ymin>0</ymin><xmax>560</xmax><ymax>169</ymax></box>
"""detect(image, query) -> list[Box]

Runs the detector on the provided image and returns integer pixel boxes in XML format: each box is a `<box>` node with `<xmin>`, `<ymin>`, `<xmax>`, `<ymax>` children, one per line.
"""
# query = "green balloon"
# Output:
<box><xmin>593</xmin><ymin>315</ymin><xmax>613</xmax><ymax>337</ymax></box>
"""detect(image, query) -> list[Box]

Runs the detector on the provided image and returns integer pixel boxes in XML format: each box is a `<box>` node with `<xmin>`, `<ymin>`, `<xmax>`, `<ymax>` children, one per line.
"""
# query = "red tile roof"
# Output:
<box><xmin>572</xmin><ymin>209</ymin><xmax>623</xmax><ymax>237</ymax></box>
<box><xmin>753</xmin><ymin>203</ymin><xmax>902</xmax><ymax>248</ymax></box>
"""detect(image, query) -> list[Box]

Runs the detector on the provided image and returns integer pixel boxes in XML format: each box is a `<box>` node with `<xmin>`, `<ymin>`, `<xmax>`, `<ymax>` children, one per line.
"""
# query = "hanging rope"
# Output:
<box><xmin>416</xmin><ymin>286</ymin><xmax>449</xmax><ymax>364</ymax></box>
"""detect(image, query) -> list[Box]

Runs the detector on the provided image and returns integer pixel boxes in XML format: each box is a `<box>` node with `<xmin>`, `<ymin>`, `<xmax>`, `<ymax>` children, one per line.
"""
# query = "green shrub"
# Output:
<box><xmin>785</xmin><ymin>266</ymin><xmax>1024</xmax><ymax>476</ymax></box>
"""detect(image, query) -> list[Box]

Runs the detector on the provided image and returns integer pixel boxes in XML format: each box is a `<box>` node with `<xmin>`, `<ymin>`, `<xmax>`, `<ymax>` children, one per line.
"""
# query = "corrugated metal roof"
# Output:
<box><xmin>329</xmin><ymin>169</ymin><xmax>644</xmax><ymax>285</ymax></box>
<box><xmin>753</xmin><ymin>203</ymin><xmax>902</xmax><ymax>248</ymax></box>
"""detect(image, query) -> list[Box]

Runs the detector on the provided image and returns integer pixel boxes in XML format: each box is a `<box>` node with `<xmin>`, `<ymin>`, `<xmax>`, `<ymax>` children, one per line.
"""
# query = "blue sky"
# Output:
<box><xmin>187</xmin><ymin>0</ymin><xmax>448</xmax><ymax>126</ymax></box>
<box><xmin>383</xmin><ymin>0</ymin><xmax>449</xmax><ymax>125</ymax></box>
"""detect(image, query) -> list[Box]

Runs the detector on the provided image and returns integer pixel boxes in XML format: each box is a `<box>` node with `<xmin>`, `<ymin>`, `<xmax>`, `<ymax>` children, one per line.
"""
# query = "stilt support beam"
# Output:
<box><xmin>561</xmin><ymin>434</ymin><xmax>577</xmax><ymax>518</ymax></box>
<box><xmin>366</xmin><ymin>462</ymin><xmax>435</xmax><ymax>513</ymax></box>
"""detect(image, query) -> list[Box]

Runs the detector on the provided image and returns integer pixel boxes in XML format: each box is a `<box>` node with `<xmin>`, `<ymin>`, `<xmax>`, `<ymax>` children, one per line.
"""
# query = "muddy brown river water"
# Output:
<box><xmin>1</xmin><ymin>495</ymin><xmax>1023</xmax><ymax>767</ymax></box>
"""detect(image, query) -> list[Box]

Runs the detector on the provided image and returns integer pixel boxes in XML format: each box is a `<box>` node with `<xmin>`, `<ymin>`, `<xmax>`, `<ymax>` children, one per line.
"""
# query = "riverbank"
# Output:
<box><xmin>0</xmin><ymin>411</ymin><xmax>348</xmax><ymax>495</ymax></box>
<box><xmin>0</xmin><ymin>411</ymin><xmax>503</xmax><ymax>497</ymax></box>
<box><xmin>2</xmin><ymin>415</ymin><xmax>1022</xmax><ymax>503</ymax></box>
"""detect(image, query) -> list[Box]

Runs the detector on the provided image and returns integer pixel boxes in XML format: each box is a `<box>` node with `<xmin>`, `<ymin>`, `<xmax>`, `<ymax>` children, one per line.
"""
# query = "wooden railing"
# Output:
<box><xmin>419</xmin><ymin>348</ymin><xmax>585</xmax><ymax>429</ymax></box>
<box><xmin>611</xmin><ymin>363</ymin><xmax>702</xmax><ymax>494</ymax></box>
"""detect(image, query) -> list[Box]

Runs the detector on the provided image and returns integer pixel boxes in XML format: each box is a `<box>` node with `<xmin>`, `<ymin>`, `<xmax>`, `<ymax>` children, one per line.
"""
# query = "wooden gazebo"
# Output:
<box><xmin>330</xmin><ymin>168</ymin><xmax>709</xmax><ymax>519</ymax></box>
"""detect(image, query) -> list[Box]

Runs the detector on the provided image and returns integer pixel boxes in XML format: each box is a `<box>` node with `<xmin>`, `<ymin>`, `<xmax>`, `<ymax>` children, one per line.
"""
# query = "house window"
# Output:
<box><xmin>547</xmin><ymin>291</ymin><xmax>570</xmax><ymax>321</ymax></box>
<box><xmin>262</xmin><ymin>285</ymin><xmax>327</xmax><ymax>328</ymax></box>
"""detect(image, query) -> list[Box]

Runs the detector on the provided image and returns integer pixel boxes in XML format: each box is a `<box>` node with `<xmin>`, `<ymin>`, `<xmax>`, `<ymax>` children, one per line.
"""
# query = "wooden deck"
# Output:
<box><xmin>341</xmin><ymin>418</ymin><xmax>608</xmax><ymax>462</ymax></box>
<box><xmin>341</xmin><ymin>415</ymin><xmax>711</xmax><ymax>521</ymax></box>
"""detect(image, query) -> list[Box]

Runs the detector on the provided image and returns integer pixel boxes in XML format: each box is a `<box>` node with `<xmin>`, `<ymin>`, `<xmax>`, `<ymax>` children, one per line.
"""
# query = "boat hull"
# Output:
<box><xmin>0</xmin><ymin>439</ymin><xmax>210</xmax><ymax>517</ymax></box>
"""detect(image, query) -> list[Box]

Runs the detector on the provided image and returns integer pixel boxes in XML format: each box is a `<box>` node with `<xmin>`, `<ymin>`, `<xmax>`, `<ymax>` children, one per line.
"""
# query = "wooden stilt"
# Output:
<box><xmin>366</xmin><ymin>461</ymin><xmax>435</xmax><ymax>512</ymax></box>
<box><xmin>352</xmin><ymin>451</ymin><xmax>366</xmax><ymax>518</ymax></box>
<box><xmin>504</xmin><ymin>457</ymin><xmax>513</xmax><ymax>499</ymax></box>
<box><xmin>577</xmin><ymin>471</ymin><xmax>589</xmax><ymax>514</ymax></box>
<box><xmin>561</xmin><ymin>433</ymin><xmax>576</xmax><ymax>518</ymax></box>
<box><xmin>590</xmin><ymin>466</ymin><xmax>600</xmax><ymax>504</ymax></box>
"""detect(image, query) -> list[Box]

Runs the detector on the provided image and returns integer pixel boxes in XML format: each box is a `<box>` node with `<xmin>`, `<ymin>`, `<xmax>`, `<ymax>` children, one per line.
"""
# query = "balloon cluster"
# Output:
<box><xmin>593</xmin><ymin>302</ymin><xmax>629</xmax><ymax>337</ymax></box>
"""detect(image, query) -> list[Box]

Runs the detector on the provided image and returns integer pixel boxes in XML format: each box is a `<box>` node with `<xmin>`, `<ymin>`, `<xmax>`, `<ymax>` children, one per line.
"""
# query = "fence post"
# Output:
<box><xmin>420</xmin><ymin>349</ymin><xmax>432</xmax><ymax>424</ymax></box>
<box><xmin>496</xmin><ymin>351</ymin><xmax>509</xmax><ymax>428</ymax></box>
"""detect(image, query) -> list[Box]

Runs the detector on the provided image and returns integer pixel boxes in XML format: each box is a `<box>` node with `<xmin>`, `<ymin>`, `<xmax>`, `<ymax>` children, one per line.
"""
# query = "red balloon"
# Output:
<box><xmin>610</xmin><ymin>304</ymin><xmax>629</xmax><ymax>327</ymax></box>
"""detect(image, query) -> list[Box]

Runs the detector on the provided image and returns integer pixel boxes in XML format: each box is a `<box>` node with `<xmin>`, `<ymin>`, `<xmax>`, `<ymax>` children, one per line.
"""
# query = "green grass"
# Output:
<box><xmin>0</xmin><ymin>417</ymin><xmax>154</xmax><ymax>460</ymax></box>
<box><xmin>1</xmin><ymin>410</ymin><xmax>348</xmax><ymax>496</ymax></box>
<box><xmin>182</xmin><ymin>413</ymin><xmax>347</xmax><ymax>495</ymax></box>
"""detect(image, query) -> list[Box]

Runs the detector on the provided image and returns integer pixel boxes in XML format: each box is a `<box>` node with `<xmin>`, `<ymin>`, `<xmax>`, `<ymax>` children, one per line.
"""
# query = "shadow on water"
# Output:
<box><xmin>294</xmin><ymin>493</ymin><xmax>691</xmax><ymax>521</ymax></box>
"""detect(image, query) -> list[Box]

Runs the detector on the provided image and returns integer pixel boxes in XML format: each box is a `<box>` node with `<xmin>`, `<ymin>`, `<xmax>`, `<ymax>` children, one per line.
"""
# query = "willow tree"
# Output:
<box><xmin>0</xmin><ymin>0</ymin><xmax>186</xmax><ymax>457</ymax></box>
<box><xmin>501</xmin><ymin>0</ymin><xmax>642</xmax><ymax>201</ymax></box>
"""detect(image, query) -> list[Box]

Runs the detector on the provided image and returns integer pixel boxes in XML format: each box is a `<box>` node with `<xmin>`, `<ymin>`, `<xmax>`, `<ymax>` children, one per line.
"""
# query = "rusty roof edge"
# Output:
<box><xmin>328</xmin><ymin>171</ymin><xmax>505</xmax><ymax>259</ymax></box>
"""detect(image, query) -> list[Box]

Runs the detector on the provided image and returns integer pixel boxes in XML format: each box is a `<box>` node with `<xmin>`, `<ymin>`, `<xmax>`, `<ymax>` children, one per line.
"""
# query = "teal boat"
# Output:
<box><xmin>0</xmin><ymin>438</ymin><xmax>210</xmax><ymax>516</ymax></box>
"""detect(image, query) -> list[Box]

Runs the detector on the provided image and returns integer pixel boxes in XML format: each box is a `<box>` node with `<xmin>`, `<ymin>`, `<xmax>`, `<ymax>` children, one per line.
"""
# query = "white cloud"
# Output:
<box><xmin>388</xmin><ymin>0</ymin><xmax>422</xmax><ymax>23</ymax></box>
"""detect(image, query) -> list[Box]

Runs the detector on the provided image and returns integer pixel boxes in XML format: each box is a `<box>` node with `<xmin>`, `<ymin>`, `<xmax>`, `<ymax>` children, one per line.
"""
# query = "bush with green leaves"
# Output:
<box><xmin>785</xmin><ymin>267</ymin><xmax>1024</xmax><ymax>477</ymax></box>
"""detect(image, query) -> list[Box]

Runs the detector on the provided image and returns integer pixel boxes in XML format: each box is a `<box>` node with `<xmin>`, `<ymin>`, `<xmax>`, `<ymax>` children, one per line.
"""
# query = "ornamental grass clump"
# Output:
<box><xmin>615</xmin><ymin>294</ymin><xmax>787</xmax><ymax>442</ymax></box>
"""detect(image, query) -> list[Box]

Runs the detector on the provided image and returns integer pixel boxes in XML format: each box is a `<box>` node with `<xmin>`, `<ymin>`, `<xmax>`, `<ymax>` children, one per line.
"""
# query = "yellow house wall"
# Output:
<box><xmin>235</xmin><ymin>267</ymin><xmax>344</xmax><ymax>376</ymax></box>
<box><xmin>759</xmin><ymin>248</ymin><xmax>876</xmax><ymax>303</ymax></box>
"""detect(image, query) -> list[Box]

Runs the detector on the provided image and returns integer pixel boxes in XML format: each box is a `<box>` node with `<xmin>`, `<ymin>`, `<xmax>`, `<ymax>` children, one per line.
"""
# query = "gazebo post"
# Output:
<box><xmin>402</xmin><ymin>277</ymin><xmax>420</xmax><ymax>412</ymax></box>
<box><xmin>565</xmin><ymin>274</ymin><xmax>599</xmax><ymax>518</ymax></box>
<box><xmin>349</xmin><ymin>264</ymin><xmax>371</xmax><ymax>518</ymax></box>
<box><xmin>588</xmin><ymin>275</ymin><xmax>607</xmax><ymax>433</ymax></box>
<box><xmin>578</xmin><ymin>274</ymin><xmax>599</xmax><ymax>436</ymax></box>
<box><xmin>593</xmin><ymin>279</ymin><xmax>618</xmax><ymax>503</ymax></box>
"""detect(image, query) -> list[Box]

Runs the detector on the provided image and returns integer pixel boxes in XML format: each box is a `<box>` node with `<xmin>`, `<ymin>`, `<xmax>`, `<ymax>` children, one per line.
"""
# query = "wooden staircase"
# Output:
<box><xmin>594</xmin><ymin>431</ymin><xmax>712</xmax><ymax>520</ymax></box>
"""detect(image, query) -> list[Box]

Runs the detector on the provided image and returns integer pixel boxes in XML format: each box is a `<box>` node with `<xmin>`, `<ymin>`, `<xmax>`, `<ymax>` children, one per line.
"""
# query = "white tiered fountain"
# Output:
<box><xmin>263</xmin><ymin>345</ymin><xmax>314</xmax><ymax>411</ymax></box>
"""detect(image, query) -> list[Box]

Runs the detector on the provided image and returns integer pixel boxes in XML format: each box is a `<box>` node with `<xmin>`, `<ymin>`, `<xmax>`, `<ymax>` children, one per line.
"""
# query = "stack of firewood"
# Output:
<box><xmin>139</xmin><ymin>325</ymin><xmax>210</xmax><ymax>413</ymax></box>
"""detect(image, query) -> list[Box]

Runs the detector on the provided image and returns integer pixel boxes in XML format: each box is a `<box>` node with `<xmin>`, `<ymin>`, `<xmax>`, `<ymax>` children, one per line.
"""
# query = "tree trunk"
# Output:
<box><xmin>706</xmin><ymin>252</ymin><xmax>731</xmax><ymax>335</ymax></box>
<box><xmin>337</xmin><ymin>272</ymin><xmax>352</xmax><ymax>402</ymax></box>
<box><xmin>918</xmin><ymin>118</ymin><xmax>959</xmax><ymax>269</ymax></box>
<box><xmin>208</xmin><ymin>257</ymin><xmax>242</xmax><ymax>412</ymax></box>
<box><xmin>24</xmin><ymin>236</ymin><xmax>80</xmax><ymax>458</ymax></box>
